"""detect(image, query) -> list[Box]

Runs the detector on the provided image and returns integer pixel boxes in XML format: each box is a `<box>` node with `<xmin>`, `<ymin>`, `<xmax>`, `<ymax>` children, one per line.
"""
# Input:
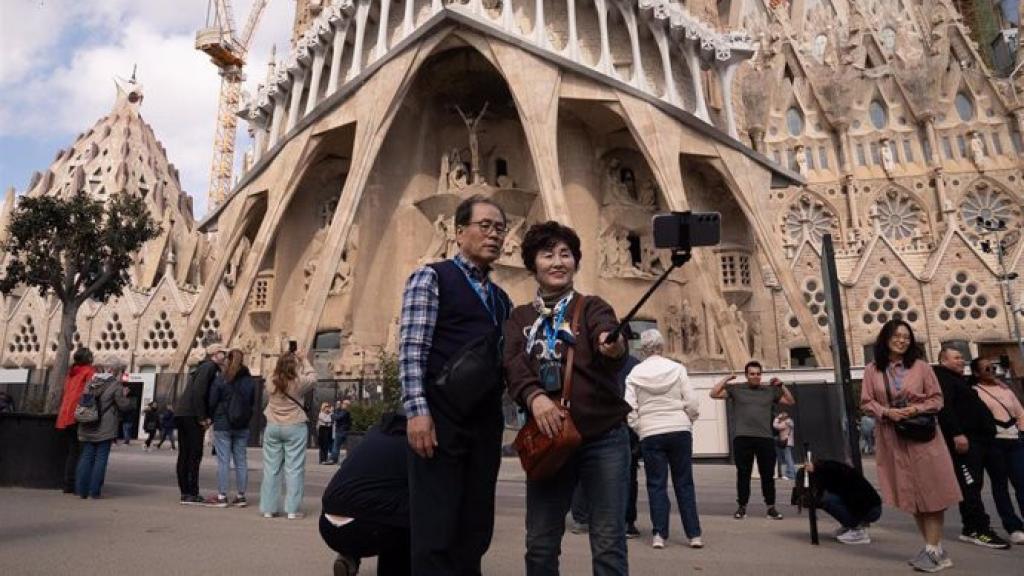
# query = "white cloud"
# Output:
<box><xmin>0</xmin><ymin>0</ymin><xmax>294</xmax><ymax>218</ymax></box>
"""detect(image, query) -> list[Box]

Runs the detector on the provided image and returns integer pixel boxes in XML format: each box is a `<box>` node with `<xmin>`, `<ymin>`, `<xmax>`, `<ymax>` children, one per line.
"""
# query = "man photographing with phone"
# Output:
<box><xmin>711</xmin><ymin>361</ymin><xmax>795</xmax><ymax>520</ymax></box>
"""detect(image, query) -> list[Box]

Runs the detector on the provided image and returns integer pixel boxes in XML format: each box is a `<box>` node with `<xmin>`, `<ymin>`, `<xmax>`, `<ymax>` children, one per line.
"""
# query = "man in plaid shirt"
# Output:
<box><xmin>400</xmin><ymin>195</ymin><xmax>513</xmax><ymax>575</ymax></box>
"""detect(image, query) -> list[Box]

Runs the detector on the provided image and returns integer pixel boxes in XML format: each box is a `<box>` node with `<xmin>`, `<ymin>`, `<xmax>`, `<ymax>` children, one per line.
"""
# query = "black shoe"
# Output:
<box><xmin>626</xmin><ymin>524</ymin><xmax>640</xmax><ymax>539</ymax></box>
<box><xmin>734</xmin><ymin>505</ymin><xmax>746</xmax><ymax>519</ymax></box>
<box><xmin>180</xmin><ymin>495</ymin><xmax>205</xmax><ymax>506</ymax></box>
<box><xmin>333</xmin><ymin>554</ymin><xmax>360</xmax><ymax>576</ymax></box>
<box><xmin>958</xmin><ymin>530</ymin><xmax>1011</xmax><ymax>549</ymax></box>
<box><xmin>767</xmin><ymin>507</ymin><xmax>783</xmax><ymax>520</ymax></box>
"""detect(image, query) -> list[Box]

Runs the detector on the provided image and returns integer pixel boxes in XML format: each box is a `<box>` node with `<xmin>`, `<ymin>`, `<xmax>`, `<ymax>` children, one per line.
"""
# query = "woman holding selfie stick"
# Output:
<box><xmin>504</xmin><ymin>221</ymin><xmax>630</xmax><ymax>576</ymax></box>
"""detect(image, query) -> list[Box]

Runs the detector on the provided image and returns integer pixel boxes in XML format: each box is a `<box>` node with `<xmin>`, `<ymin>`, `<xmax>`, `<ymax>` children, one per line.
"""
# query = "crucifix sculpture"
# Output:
<box><xmin>455</xmin><ymin>102</ymin><xmax>489</xmax><ymax>185</ymax></box>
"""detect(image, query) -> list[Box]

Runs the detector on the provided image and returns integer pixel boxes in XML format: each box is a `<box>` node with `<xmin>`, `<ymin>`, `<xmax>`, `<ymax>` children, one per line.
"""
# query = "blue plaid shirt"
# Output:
<box><xmin>399</xmin><ymin>254</ymin><xmax>496</xmax><ymax>418</ymax></box>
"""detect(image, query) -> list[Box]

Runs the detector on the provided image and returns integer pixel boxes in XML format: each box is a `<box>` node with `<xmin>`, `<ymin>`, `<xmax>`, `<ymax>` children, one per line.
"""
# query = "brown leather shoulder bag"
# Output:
<box><xmin>513</xmin><ymin>296</ymin><xmax>585</xmax><ymax>481</ymax></box>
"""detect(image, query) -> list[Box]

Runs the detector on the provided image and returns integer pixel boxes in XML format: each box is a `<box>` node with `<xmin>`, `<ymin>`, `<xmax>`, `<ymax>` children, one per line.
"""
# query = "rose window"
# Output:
<box><xmin>958</xmin><ymin>182</ymin><xmax>1021</xmax><ymax>245</ymax></box>
<box><xmin>783</xmin><ymin>194</ymin><xmax>838</xmax><ymax>245</ymax></box>
<box><xmin>875</xmin><ymin>190</ymin><xmax>924</xmax><ymax>242</ymax></box>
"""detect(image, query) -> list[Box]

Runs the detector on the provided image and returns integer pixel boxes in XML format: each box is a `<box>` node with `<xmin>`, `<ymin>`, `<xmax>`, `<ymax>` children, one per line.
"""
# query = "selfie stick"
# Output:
<box><xmin>806</xmin><ymin>443</ymin><xmax>819</xmax><ymax>545</ymax></box>
<box><xmin>606</xmin><ymin>249</ymin><xmax>692</xmax><ymax>343</ymax></box>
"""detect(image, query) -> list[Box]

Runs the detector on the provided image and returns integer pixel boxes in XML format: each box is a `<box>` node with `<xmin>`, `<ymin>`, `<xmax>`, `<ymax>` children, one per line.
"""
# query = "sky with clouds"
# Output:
<box><xmin>0</xmin><ymin>0</ymin><xmax>295</xmax><ymax>218</ymax></box>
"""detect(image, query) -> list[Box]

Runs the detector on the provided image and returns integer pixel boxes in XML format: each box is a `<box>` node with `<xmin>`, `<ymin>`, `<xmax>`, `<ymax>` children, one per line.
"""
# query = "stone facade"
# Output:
<box><xmin>1</xmin><ymin>0</ymin><xmax>1021</xmax><ymax>379</ymax></box>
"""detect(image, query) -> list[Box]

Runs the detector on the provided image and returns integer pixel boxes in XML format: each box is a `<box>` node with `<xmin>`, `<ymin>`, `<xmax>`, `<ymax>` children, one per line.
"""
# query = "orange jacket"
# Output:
<box><xmin>56</xmin><ymin>364</ymin><xmax>97</xmax><ymax>429</ymax></box>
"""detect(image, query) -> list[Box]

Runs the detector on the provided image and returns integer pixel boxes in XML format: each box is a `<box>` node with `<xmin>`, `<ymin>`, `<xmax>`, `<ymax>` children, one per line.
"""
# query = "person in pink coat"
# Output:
<box><xmin>860</xmin><ymin>320</ymin><xmax>962</xmax><ymax>573</ymax></box>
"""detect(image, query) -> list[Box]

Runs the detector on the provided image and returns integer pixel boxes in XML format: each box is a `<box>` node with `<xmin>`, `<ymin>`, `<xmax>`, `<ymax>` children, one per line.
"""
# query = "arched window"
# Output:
<box><xmin>955</xmin><ymin>92</ymin><xmax>974</xmax><ymax>122</ymax></box>
<box><xmin>786</xmin><ymin>106</ymin><xmax>804</xmax><ymax>136</ymax></box>
<box><xmin>869</xmin><ymin>99</ymin><xmax>888</xmax><ymax>129</ymax></box>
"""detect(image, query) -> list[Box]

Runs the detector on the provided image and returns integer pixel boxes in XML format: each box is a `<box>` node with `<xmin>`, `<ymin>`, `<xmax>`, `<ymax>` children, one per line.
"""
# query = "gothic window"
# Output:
<box><xmin>956</xmin><ymin>135</ymin><xmax>967</xmax><ymax>158</ymax></box>
<box><xmin>958</xmin><ymin>181</ymin><xmax>1022</xmax><ymax>244</ymax></box>
<box><xmin>870</xmin><ymin>141</ymin><xmax>881</xmax><ymax>165</ymax></box>
<box><xmin>861</xmin><ymin>275</ymin><xmax>920</xmax><ymax>326</ymax></box>
<box><xmin>938</xmin><ymin>272</ymin><xmax>999</xmax><ymax>323</ymax></box>
<box><xmin>9</xmin><ymin>317</ymin><xmax>41</xmax><ymax>354</ymax></box>
<box><xmin>95</xmin><ymin>313</ymin><xmax>130</xmax><ymax>351</ymax></box>
<box><xmin>955</xmin><ymin>92</ymin><xmax>974</xmax><ymax>121</ymax></box>
<box><xmin>941</xmin><ymin>137</ymin><xmax>953</xmax><ymax>159</ymax></box>
<box><xmin>856</xmin><ymin>144</ymin><xmax>867</xmax><ymax>166</ymax></box>
<box><xmin>192</xmin><ymin>310</ymin><xmax>222</xmax><ymax>350</ymax></box>
<box><xmin>818</xmin><ymin>146</ymin><xmax>829</xmax><ymax>169</ymax></box>
<box><xmin>782</xmin><ymin>193</ymin><xmax>838</xmax><ymax>245</ymax></box>
<box><xmin>804</xmin><ymin>147</ymin><xmax>815</xmax><ymax>170</ymax></box>
<box><xmin>875</xmin><ymin>190</ymin><xmax>925</xmax><ymax>242</ymax></box>
<box><xmin>787</xmin><ymin>148</ymin><xmax>798</xmax><ymax>171</ymax></box>
<box><xmin>869</xmin><ymin>99</ymin><xmax>888</xmax><ymax>129</ymax></box>
<box><xmin>920</xmin><ymin>130</ymin><xmax>933</xmax><ymax>162</ymax></box>
<box><xmin>991</xmin><ymin>132</ymin><xmax>1003</xmax><ymax>156</ymax></box>
<box><xmin>902</xmin><ymin>139</ymin><xmax>914</xmax><ymax>162</ymax></box>
<box><xmin>1012</xmin><ymin>125</ymin><xmax>1024</xmax><ymax>153</ymax></box>
<box><xmin>142</xmin><ymin>311</ymin><xmax>178</xmax><ymax>352</ymax></box>
<box><xmin>786</xmin><ymin>107</ymin><xmax>804</xmax><ymax>136</ymax></box>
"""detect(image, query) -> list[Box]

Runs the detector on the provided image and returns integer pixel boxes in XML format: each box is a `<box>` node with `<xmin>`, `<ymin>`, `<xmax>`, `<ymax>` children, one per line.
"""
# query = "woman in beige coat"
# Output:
<box><xmin>861</xmin><ymin>319</ymin><xmax>961</xmax><ymax>572</ymax></box>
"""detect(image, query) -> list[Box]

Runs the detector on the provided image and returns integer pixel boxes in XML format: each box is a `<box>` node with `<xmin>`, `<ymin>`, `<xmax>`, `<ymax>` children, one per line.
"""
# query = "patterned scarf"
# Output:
<box><xmin>524</xmin><ymin>290</ymin><xmax>576</xmax><ymax>360</ymax></box>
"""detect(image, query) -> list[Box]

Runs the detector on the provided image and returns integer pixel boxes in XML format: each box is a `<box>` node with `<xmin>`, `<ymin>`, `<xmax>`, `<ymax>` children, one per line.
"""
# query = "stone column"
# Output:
<box><xmin>327</xmin><ymin>21</ymin><xmax>350</xmax><ymax>95</ymax></box>
<box><xmin>685</xmin><ymin>42</ymin><xmax>710</xmax><ymax>122</ymax></box>
<box><xmin>921</xmin><ymin>112</ymin><xmax>940</xmax><ymax>166</ymax></box>
<box><xmin>717</xmin><ymin>61</ymin><xmax>741</xmax><ymax>139</ymax></box>
<box><xmin>268</xmin><ymin>92</ymin><xmax>286</xmax><ymax>148</ymax></box>
<box><xmin>347</xmin><ymin>0</ymin><xmax>371</xmax><ymax>81</ymax></box>
<box><xmin>595</xmin><ymin>0</ymin><xmax>612</xmax><ymax>74</ymax></box>
<box><xmin>403</xmin><ymin>0</ymin><xmax>416</xmax><ymax>37</ymax></box>
<box><xmin>650</xmin><ymin>24</ymin><xmax>678</xmax><ymax>106</ymax></box>
<box><xmin>305</xmin><ymin>47</ymin><xmax>326</xmax><ymax>115</ymax></box>
<box><xmin>533</xmin><ymin>0</ymin><xmax>547</xmax><ymax>48</ymax></box>
<box><xmin>933</xmin><ymin>167</ymin><xmax>952</xmax><ymax>225</ymax></box>
<box><xmin>835</xmin><ymin>121</ymin><xmax>854</xmax><ymax>173</ymax></box>
<box><xmin>286</xmin><ymin>68</ymin><xmax>308</xmax><ymax>131</ymax></box>
<box><xmin>374</xmin><ymin>0</ymin><xmax>392</xmax><ymax>60</ymax></box>
<box><xmin>843</xmin><ymin>174</ymin><xmax>859</xmax><ymax>229</ymax></box>
<box><xmin>566</xmin><ymin>0</ymin><xmax>580</xmax><ymax>62</ymax></box>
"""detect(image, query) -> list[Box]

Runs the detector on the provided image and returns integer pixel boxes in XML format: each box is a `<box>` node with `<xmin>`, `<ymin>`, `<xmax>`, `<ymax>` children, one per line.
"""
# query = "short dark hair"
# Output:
<box><xmin>72</xmin><ymin>347</ymin><xmax>93</xmax><ymax>366</ymax></box>
<box><xmin>454</xmin><ymin>195</ymin><xmax>506</xmax><ymax>228</ymax></box>
<box><xmin>520</xmin><ymin>221</ymin><xmax>583</xmax><ymax>274</ymax></box>
<box><xmin>744</xmin><ymin>360</ymin><xmax>763</xmax><ymax>375</ymax></box>
<box><xmin>872</xmin><ymin>319</ymin><xmax>922</xmax><ymax>370</ymax></box>
<box><xmin>938</xmin><ymin>344</ymin><xmax>961</xmax><ymax>363</ymax></box>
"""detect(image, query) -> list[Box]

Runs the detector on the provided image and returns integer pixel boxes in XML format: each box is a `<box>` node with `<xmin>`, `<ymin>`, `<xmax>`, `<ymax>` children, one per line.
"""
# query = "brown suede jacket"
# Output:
<box><xmin>504</xmin><ymin>294</ymin><xmax>629</xmax><ymax>440</ymax></box>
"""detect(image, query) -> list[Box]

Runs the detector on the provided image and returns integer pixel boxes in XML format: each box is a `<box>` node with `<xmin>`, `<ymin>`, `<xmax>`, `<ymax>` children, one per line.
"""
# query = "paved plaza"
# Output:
<box><xmin>0</xmin><ymin>444</ymin><xmax>1020</xmax><ymax>575</ymax></box>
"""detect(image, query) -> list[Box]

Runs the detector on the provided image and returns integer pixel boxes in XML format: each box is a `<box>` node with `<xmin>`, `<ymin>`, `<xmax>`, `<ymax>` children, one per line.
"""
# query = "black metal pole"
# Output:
<box><xmin>821</xmin><ymin>234</ymin><xmax>861</xmax><ymax>471</ymax></box>
<box><xmin>806</xmin><ymin>442</ymin><xmax>819</xmax><ymax>545</ymax></box>
<box><xmin>606</xmin><ymin>250</ymin><xmax>691</xmax><ymax>342</ymax></box>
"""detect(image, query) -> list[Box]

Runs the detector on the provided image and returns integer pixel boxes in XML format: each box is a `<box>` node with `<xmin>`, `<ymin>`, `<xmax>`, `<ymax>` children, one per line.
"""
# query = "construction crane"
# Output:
<box><xmin>195</xmin><ymin>0</ymin><xmax>270</xmax><ymax>209</ymax></box>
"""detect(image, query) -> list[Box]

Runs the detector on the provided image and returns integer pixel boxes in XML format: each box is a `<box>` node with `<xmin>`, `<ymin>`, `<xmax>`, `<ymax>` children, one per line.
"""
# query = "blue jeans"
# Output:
<box><xmin>525</xmin><ymin>424</ymin><xmax>629</xmax><ymax>576</ymax></box>
<box><xmin>75</xmin><ymin>440</ymin><xmax>113</xmax><ymax>498</ymax></box>
<box><xmin>821</xmin><ymin>492</ymin><xmax>882</xmax><ymax>529</ymax></box>
<box><xmin>776</xmin><ymin>445</ymin><xmax>796</xmax><ymax>480</ymax></box>
<box><xmin>260</xmin><ymin>423</ymin><xmax>308</xmax><ymax>515</ymax></box>
<box><xmin>214</xmin><ymin>429</ymin><xmax>250</xmax><ymax>496</ymax></box>
<box><xmin>641</xmin><ymin>431</ymin><xmax>701</xmax><ymax>539</ymax></box>
<box><xmin>331</xmin><ymin>431</ymin><xmax>348</xmax><ymax>463</ymax></box>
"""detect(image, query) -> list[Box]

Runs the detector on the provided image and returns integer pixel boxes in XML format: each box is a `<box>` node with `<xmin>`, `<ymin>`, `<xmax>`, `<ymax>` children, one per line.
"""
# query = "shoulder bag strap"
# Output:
<box><xmin>881</xmin><ymin>367</ymin><xmax>895</xmax><ymax>408</ymax></box>
<box><xmin>975</xmin><ymin>385</ymin><xmax>1016</xmax><ymax>424</ymax></box>
<box><xmin>281</xmin><ymin>390</ymin><xmax>308</xmax><ymax>412</ymax></box>
<box><xmin>560</xmin><ymin>295</ymin><xmax>586</xmax><ymax>408</ymax></box>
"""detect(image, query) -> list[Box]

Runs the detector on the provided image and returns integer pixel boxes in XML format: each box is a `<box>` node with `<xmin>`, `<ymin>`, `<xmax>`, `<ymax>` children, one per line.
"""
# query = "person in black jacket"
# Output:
<box><xmin>935</xmin><ymin>345</ymin><xmax>1009</xmax><ymax>549</ymax></box>
<box><xmin>175</xmin><ymin>342</ymin><xmax>226</xmax><ymax>505</ymax></box>
<box><xmin>803</xmin><ymin>459</ymin><xmax>882</xmax><ymax>545</ymax></box>
<box><xmin>321</xmin><ymin>412</ymin><xmax>410</xmax><ymax>576</ymax></box>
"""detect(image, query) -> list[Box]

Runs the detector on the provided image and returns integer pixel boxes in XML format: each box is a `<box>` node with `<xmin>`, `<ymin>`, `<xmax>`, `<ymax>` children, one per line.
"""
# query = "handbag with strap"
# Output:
<box><xmin>882</xmin><ymin>368</ymin><xmax>936</xmax><ymax>442</ymax></box>
<box><xmin>513</xmin><ymin>296</ymin><xmax>586</xmax><ymax>481</ymax></box>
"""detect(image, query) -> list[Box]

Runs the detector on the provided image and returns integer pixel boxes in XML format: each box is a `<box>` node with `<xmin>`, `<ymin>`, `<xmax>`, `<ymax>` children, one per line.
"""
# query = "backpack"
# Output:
<box><xmin>74</xmin><ymin>381</ymin><xmax>108</xmax><ymax>424</ymax></box>
<box><xmin>227</xmin><ymin>380</ymin><xmax>253</xmax><ymax>430</ymax></box>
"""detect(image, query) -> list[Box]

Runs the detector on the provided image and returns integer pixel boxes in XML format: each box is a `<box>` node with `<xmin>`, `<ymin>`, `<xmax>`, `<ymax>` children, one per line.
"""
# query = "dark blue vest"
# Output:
<box><xmin>425</xmin><ymin>260</ymin><xmax>510</xmax><ymax>384</ymax></box>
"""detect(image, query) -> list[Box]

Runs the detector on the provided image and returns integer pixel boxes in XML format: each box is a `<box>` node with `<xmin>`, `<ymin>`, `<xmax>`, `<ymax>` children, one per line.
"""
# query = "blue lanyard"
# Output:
<box><xmin>456</xmin><ymin>263</ymin><xmax>499</xmax><ymax>326</ymax></box>
<box><xmin>545</xmin><ymin>298</ymin><xmax>570</xmax><ymax>357</ymax></box>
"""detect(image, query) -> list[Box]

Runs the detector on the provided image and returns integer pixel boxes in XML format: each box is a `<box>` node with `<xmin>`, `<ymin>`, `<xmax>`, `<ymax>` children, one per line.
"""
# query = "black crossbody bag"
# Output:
<box><xmin>883</xmin><ymin>370</ymin><xmax>936</xmax><ymax>442</ymax></box>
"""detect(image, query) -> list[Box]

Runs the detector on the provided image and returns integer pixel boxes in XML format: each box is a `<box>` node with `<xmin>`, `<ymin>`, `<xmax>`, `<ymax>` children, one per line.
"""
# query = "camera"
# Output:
<box><xmin>652</xmin><ymin>211</ymin><xmax>721</xmax><ymax>251</ymax></box>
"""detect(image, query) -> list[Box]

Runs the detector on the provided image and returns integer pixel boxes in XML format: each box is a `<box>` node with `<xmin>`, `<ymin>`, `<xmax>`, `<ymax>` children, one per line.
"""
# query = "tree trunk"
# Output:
<box><xmin>45</xmin><ymin>302</ymin><xmax>80</xmax><ymax>414</ymax></box>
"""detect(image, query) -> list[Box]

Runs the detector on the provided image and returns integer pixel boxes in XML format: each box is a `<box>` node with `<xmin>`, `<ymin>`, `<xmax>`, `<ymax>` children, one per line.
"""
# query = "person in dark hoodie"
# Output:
<box><xmin>934</xmin><ymin>345</ymin><xmax>1009</xmax><ymax>549</ymax></box>
<box><xmin>175</xmin><ymin>342</ymin><xmax>226</xmax><ymax>505</ymax></box>
<box><xmin>55</xmin><ymin>348</ymin><xmax>96</xmax><ymax>493</ymax></box>
<box><xmin>801</xmin><ymin>459</ymin><xmax>882</xmax><ymax>545</ymax></box>
<box><xmin>321</xmin><ymin>412</ymin><xmax>410</xmax><ymax>576</ymax></box>
<box><xmin>204</xmin><ymin>349</ymin><xmax>257</xmax><ymax>508</ymax></box>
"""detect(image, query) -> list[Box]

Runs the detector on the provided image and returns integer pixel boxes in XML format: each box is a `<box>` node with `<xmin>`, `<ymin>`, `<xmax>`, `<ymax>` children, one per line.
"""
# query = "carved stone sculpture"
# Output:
<box><xmin>880</xmin><ymin>140</ymin><xmax>896</xmax><ymax>176</ymax></box>
<box><xmin>663</xmin><ymin>304</ymin><xmax>682</xmax><ymax>355</ymax></box>
<box><xmin>750</xmin><ymin>315</ymin><xmax>765</xmax><ymax>360</ymax></box>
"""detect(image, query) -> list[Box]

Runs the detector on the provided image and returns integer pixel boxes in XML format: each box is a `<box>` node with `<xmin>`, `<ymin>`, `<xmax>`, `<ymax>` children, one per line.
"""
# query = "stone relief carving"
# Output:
<box><xmin>602</xmin><ymin>158</ymin><xmax>640</xmax><ymax>206</ymax></box>
<box><xmin>598</xmin><ymin>228</ymin><xmax>644</xmax><ymax>278</ymax></box>
<box><xmin>455</xmin><ymin>103</ymin><xmax>489</xmax><ymax>186</ymax></box>
<box><xmin>750</xmin><ymin>314</ymin><xmax>765</xmax><ymax>360</ymax></box>
<box><xmin>968</xmin><ymin>132</ymin><xmax>986</xmax><ymax>167</ymax></box>
<box><xmin>680</xmin><ymin>299</ymin><xmax>701</xmax><ymax>356</ymax></box>
<box><xmin>663</xmin><ymin>304</ymin><xmax>682</xmax><ymax>355</ymax></box>
<box><xmin>420</xmin><ymin>214</ymin><xmax>458</xmax><ymax>265</ymax></box>
<box><xmin>498</xmin><ymin>216</ymin><xmax>526</xmax><ymax>268</ymax></box>
<box><xmin>880</xmin><ymin>139</ymin><xmax>896</xmax><ymax>176</ymax></box>
<box><xmin>223</xmin><ymin>236</ymin><xmax>251</xmax><ymax>289</ymax></box>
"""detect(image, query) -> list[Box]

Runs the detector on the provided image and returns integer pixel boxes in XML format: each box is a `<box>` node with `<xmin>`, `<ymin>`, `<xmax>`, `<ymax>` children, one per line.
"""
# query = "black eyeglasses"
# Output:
<box><xmin>467</xmin><ymin>220</ymin><xmax>508</xmax><ymax>236</ymax></box>
<box><xmin>983</xmin><ymin>365</ymin><xmax>997</xmax><ymax>374</ymax></box>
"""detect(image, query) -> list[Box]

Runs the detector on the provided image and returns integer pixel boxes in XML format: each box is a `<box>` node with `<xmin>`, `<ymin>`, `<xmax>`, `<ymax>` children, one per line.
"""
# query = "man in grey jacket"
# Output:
<box><xmin>175</xmin><ymin>343</ymin><xmax>226</xmax><ymax>505</ymax></box>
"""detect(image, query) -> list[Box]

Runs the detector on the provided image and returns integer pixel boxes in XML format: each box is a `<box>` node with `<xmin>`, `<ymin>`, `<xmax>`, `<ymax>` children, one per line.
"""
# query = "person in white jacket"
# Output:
<box><xmin>625</xmin><ymin>329</ymin><xmax>703</xmax><ymax>550</ymax></box>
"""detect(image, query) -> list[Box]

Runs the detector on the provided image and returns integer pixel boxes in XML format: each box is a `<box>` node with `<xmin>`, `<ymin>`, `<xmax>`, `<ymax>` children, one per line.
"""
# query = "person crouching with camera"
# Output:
<box><xmin>504</xmin><ymin>221</ymin><xmax>630</xmax><ymax>576</ymax></box>
<box><xmin>860</xmin><ymin>319</ymin><xmax>961</xmax><ymax>572</ymax></box>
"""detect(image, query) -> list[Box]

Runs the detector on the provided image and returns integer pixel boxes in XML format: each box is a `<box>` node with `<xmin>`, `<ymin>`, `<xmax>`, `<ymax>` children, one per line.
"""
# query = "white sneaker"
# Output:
<box><xmin>652</xmin><ymin>534</ymin><xmax>666</xmax><ymax>549</ymax></box>
<box><xmin>1011</xmin><ymin>531</ymin><xmax>1024</xmax><ymax>545</ymax></box>
<box><xmin>837</xmin><ymin>528</ymin><xmax>871</xmax><ymax>545</ymax></box>
<box><xmin>689</xmin><ymin>536</ymin><xmax>704</xmax><ymax>548</ymax></box>
<box><xmin>262</xmin><ymin>513</ymin><xmax>276</xmax><ymax>519</ymax></box>
<box><xmin>287</xmin><ymin>512</ymin><xmax>305</xmax><ymax>520</ymax></box>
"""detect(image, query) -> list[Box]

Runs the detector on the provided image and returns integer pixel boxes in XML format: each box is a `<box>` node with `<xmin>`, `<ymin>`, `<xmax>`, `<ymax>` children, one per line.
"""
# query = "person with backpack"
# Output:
<box><xmin>74</xmin><ymin>367</ymin><xmax>132</xmax><ymax>499</ymax></box>
<box><xmin>204</xmin><ymin>349</ymin><xmax>257</xmax><ymax>508</ymax></box>
<box><xmin>175</xmin><ymin>342</ymin><xmax>226</xmax><ymax>505</ymax></box>
<box><xmin>157</xmin><ymin>404</ymin><xmax>177</xmax><ymax>450</ymax></box>
<box><xmin>142</xmin><ymin>401</ymin><xmax>160</xmax><ymax>452</ymax></box>
<box><xmin>259</xmin><ymin>348</ymin><xmax>317</xmax><ymax>519</ymax></box>
<box><xmin>55</xmin><ymin>348</ymin><xmax>96</xmax><ymax>493</ymax></box>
